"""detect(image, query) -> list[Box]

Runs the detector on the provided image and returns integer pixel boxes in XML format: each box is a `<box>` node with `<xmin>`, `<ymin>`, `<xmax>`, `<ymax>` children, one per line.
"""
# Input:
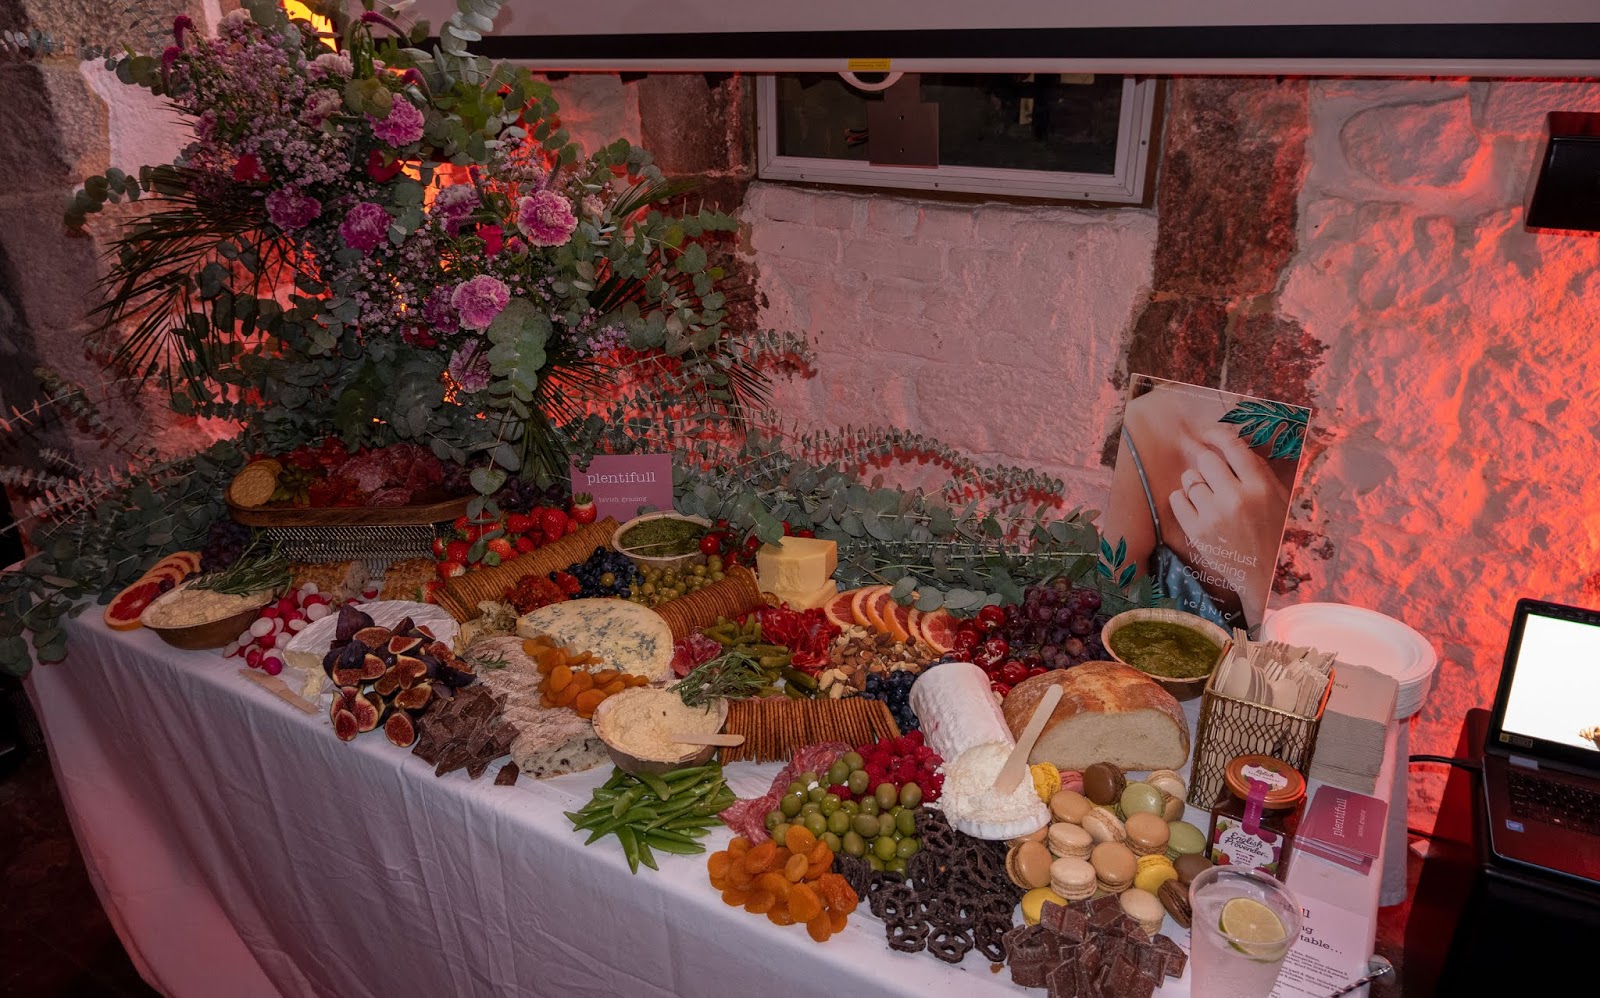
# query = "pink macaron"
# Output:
<box><xmin>1059</xmin><ymin>770</ymin><xmax>1086</xmax><ymax>795</ymax></box>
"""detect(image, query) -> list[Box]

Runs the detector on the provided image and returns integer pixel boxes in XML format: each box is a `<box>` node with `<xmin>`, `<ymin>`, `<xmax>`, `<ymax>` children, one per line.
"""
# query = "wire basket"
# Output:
<box><xmin>260</xmin><ymin>524</ymin><xmax>440</xmax><ymax>574</ymax></box>
<box><xmin>1187</xmin><ymin>668</ymin><xmax>1334</xmax><ymax>809</ymax></box>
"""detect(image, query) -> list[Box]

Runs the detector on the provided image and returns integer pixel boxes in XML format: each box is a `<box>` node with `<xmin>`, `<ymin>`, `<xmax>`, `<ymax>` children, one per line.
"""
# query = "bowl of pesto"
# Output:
<box><xmin>612</xmin><ymin>511</ymin><xmax>713</xmax><ymax>573</ymax></box>
<box><xmin>1101</xmin><ymin>609</ymin><xmax>1230</xmax><ymax>701</ymax></box>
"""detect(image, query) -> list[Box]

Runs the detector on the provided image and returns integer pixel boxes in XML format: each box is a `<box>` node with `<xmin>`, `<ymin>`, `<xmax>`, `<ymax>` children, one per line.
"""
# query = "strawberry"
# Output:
<box><xmin>445</xmin><ymin>540</ymin><xmax>470</xmax><ymax>563</ymax></box>
<box><xmin>431</xmin><ymin>536</ymin><xmax>447</xmax><ymax>559</ymax></box>
<box><xmin>486</xmin><ymin>537</ymin><xmax>515</xmax><ymax>560</ymax></box>
<box><xmin>422</xmin><ymin>580</ymin><xmax>446</xmax><ymax>603</ymax></box>
<box><xmin>541</xmin><ymin>508</ymin><xmax>569</xmax><ymax>539</ymax></box>
<box><xmin>565</xmin><ymin>519</ymin><xmax>579</xmax><ymax>535</ymax></box>
<box><xmin>569</xmin><ymin>492</ymin><xmax>596</xmax><ymax>525</ymax></box>
<box><xmin>436</xmin><ymin>559</ymin><xmax>466</xmax><ymax>580</ymax></box>
<box><xmin>514</xmin><ymin>534</ymin><xmax>536</xmax><ymax>553</ymax></box>
<box><xmin>453</xmin><ymin>515</ymin><xmax>470</xmax><ymax>533</ymax></box>
<box><xmin>506</xmin><ymin>512</ymin><xmax>535</xmax><ymax>534</ymax></box>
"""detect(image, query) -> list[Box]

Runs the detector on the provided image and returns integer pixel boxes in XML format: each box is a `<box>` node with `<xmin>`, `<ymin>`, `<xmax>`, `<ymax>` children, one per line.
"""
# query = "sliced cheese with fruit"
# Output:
<box><xmin>515</xmin><ymin>598</ymin><xmax>674</xmax><ymax>681</ymax></box>
<box><xmin>283</xmin><ymin>600</ymin><xmax>458</xmax><ymax>700</ymax></box>
<box><xmin>755</xmin><ymin>537</ymin><xmax>838</xmax><ymax>595</ymax></box>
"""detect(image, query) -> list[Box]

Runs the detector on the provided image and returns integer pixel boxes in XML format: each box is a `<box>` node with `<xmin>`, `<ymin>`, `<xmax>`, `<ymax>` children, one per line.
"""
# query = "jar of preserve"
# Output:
<box><xmin>1206</xmin><ymin>754</ymin><xmax>1306</xmax><ymax>878</ymax></box>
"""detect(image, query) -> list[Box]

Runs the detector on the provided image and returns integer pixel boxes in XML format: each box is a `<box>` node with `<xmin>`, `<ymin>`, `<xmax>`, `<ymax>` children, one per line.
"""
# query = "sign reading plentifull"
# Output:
<box><xmin>569</xmin><ymin>454</ymin><xmax>675</xmax><ymax>524</ymax></box>
<box><xmin>1101</xmin><ymin>375</ymin><xmax>1311</xmax><ymax>637</ymax></box>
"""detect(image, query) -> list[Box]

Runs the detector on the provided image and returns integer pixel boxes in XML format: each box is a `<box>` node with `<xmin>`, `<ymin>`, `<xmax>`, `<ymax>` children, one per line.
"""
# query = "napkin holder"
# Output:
<box><xmin>1187</xmin><ymin>662</ymin><xmax>1334</xmax><ymax>809</ymax></box>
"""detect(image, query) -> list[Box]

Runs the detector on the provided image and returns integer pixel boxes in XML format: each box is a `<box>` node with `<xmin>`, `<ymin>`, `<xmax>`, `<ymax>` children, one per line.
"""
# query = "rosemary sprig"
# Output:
<box><xmin>671</xmin><ymin>649</ymin><xmax>778</xmax><ymax>708</ymax></box>
<box><xmin>191</xmin><ymin>535</ymin><xmax>290</xmax><ymax>596</ymax></box>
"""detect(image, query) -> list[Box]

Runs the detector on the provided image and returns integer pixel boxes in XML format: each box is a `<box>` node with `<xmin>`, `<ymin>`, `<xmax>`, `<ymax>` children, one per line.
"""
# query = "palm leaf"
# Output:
<box><xmin>1218</xmin><ymin>400</ymin><xmax>1308</xmax><ymax>461</ymax></box>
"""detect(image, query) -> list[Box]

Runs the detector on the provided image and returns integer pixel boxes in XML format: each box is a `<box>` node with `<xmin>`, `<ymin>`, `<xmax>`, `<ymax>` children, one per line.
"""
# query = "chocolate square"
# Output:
<box><xmin>494</xmin><ymin>762</ymin><xmax>519</xmax><ymax>786</ymax></box>
<box><xmin>1135</xmin><ymin>947</ymin><xmax>1166</xmax><ymax>981</ymax></box>
<box><xmin>1010</xmin><ymin>955</ymin><xmax>1049</xmax><ymax>989</ymax></box>
<box><xmin>1057</xmin><ymin>908</ymin><xmax>1090</xmax><ymax>944</ymax></box>
<box><xmin>1045</xmin><ymin>960</ymin><xmax>1080</xmax><ymax>998</ymax></box>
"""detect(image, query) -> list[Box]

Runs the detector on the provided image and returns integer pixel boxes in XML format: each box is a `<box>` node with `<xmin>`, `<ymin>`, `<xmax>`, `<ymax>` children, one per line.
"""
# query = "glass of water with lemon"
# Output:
<box><xmin>1188</xmin><ymin>865</ymin><xmax>1302</xmax><ymax>998</ymax></box>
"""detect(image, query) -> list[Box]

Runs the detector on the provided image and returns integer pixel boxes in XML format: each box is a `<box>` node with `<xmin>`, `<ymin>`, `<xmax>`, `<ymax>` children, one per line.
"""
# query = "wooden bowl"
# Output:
<box><xmin>140</xmin><ymin>586</ymin><xmax>275</xmax><ymax>650</ymax></box>
<box><xmin>612</xmin><ymin>512</ymin><xmax>712</xmax><ymax>574</ymax></box>
<box><xmin>591</xmin><ymin>691</ymin><xmax>729</xmax><ymax>776</ymax></box>
<box><xmin>1101</xmin><ymin>608</ymin><xmax>1230</xmax><ymax>701</ymax></box>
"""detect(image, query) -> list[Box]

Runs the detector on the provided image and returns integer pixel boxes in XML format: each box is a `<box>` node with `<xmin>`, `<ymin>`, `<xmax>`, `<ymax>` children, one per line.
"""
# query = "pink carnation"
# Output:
<box><xmin>370</xmin><ymin>98</ymin><xmax>425</xmax><ymax>147</ymax></box>
<box><xmin>339</xmin><ymin>201</ymin><xmax>390</xmax><ymax>253</ymax></box>
<box><xmin>515</xmin><ymin>190</ymin><xmax>577</xmax><ymax>247</ymax></box>
<box><xmin>431</xmin><ymin>184</ymin><xmax>480</xmax><ymax>235</ymax></box>
<box><xmin>450</xmin><ymin>275</ymin><xmax>510</xmax><ymax>331</ymax></box>
<box><xmin>447</xmin><ymin>343</ymin><xmax>493</xmax><ymax>393</ymax></box>
<box><xmin>265</xmin><ymin>187</ymin><xmax>321</xmax><ymax>231</ymax></box>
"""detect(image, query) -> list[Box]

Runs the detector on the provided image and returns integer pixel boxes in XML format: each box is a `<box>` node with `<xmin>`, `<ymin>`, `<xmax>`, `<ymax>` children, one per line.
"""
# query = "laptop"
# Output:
<box><xmin>1482</xmin><ymin>598</ymin><xmax>1600</xmax><ymax>884</ymax></box>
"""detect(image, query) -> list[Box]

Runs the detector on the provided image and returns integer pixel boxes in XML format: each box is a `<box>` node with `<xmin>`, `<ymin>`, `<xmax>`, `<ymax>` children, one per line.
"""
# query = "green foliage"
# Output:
<box><xmin>1219</xmin><ymin>400</ymin><xmax>1308</xmax><ymax>461</ymax></box>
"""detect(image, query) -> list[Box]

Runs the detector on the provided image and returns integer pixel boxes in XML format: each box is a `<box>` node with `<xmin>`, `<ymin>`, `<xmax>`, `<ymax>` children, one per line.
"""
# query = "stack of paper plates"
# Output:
<box><xmin>1261</xmin><ymin>602</ymin><xmax>1437</xmax><ymax>719</ymax></box>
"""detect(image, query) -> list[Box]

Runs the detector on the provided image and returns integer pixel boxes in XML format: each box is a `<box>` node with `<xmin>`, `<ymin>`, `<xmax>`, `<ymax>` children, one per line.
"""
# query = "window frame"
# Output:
<box><xmin>754</xmin><ymin>74</ymin><xmax>1162</xmax><ymax>204</ymax></box>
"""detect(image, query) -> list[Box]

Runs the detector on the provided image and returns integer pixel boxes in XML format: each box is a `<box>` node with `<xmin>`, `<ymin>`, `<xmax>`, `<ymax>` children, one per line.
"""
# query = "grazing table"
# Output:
<box><xmin>27</xmin><ymin>615</ymin><xmax>1398</xmax><ymax>997</ymax></box>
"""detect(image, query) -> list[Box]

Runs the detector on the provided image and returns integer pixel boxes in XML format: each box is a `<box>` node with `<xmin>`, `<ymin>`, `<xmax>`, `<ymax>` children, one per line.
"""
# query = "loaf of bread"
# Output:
<box><xmin>1001</xmin><ymin>662</ymin><xmax>1190</xmax><ymax>771</ymax></box>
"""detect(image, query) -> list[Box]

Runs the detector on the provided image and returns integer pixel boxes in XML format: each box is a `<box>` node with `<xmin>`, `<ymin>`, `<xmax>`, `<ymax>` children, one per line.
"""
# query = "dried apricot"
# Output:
<box><xmin>591</xmin><ymin>669</ymin><xmax>619</xmax><ymax>686</ymax></box>
<box><xmin>789</xmin><ymin>883</ymin><xmax>823</xmax><ymax>923</ymax></box>
<box><xmin>721</xmin><ymin>888</ymin><xmax>749</xmax><ymax>907</ymax></box>
<box><xmin>626</xmin><ymin>674</ymin><xmax>650</xmax><ymax>687</ymax></box>
<box><xmin>784</xmin><ymin>853</ymin><xmax>809</xmax><ymax>882</ymax></box>
<box><xmin>709</xmin><ymin>873</ymin><xmax>730</xmax><ymax>891</ymax></box>
<box><xmin>828</xmin><ymin>910</ymin><xmax>849</xmax><ymax>933</ymax></box>
<box><xmin>755</xmin><ymin>872</ymin><xmax>791</xmax><ymax>898</ymax></box>
<box><xmin>818</xmin><ymin>873</ymin><xmax>858</xmax><ymax>914</ymax></box>
<box><xmin>785</xmin><ymin>826</ymin><xmax>817</xmax><ymax>855</ymax></box>
<box><xmin>707</xmin><ymin>852</ymin><xmax>731</xmax><ymax>880</ymax></box>
<box><xmin>548</xmin><ymin>664</ymin><xmax>573</xmax><ymax>691</ymax></box>
<box><xmin>743</xmin><ymin>840</ymin><xmax>778</xmax><ymax>874</ymax></box>
<box><xmin>805</xmin><ymin>914</ymin><xmax>833</xmax><ymax>943</ymax></box>
<box><xmin>570</xmin><ymin>670</ymin><xmax>595</xmax><ymax>693</ymax></box>
<box><xmin>744</xmin><ymin>890</ymin><xmax>776</xmax><ymax>914</ymax></box>
<box><xmin>602</xmin><ymin>680</ymin><xmax>625</xmax><ymax>696</ymax></box>
<box><xmin>728</xmin><ymin>837</ymin><xmax>750</xmax><ymax>859</ymax></box>
<box><xmin>553</xmin><ymin>683</ymin><xmax>580</xmax><ymax>707</ymax></box>
<box><xmin>574</xmin><ymin>689</ymin><xmax>606</xmax><ymax>717</ymax></box>
<box><xmin>805</xmin><ymin>842</ymin><xmax>832</xmax><ymax>878</ymax></box>
<box><xmin>767</xmin><ymin>905</ymin><xmax>795</xmax><ymax>926</ymax></box>
<box><xmin>727</xmin><ymin>862</ymin><xmax>755</xmax><ymax>890</ymax></box>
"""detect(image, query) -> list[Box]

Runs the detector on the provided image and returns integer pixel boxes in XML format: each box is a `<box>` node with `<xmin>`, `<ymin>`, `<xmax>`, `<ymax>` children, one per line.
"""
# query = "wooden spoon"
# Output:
<box><xmin>992</xmin><ymin>684</ymin><xmax>1063</xmax><ymax>795</ymax></box>
<box><xmin>671</xmin><ymin>732</ymin><xmax>746</xmax><ymax>747</ymax></box>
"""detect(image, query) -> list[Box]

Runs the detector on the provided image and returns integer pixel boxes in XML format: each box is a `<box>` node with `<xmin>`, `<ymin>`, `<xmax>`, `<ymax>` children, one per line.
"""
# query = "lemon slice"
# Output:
<box><xmin>1220</xmin><ymin>897</ymin><xmax>1287</xmax><ymax>957</ymax></box>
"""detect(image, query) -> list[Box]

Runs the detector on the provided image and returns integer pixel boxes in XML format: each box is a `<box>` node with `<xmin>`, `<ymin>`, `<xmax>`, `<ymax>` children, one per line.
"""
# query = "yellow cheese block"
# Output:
<box><xmin>771</xmin><ymin>579</ymin><xmax>839</xmax><ymax>611</ymax></box>
<box><xmin>756</xmin><ymin>537</ymin><xmax>838</xmax><ymax>594</ymax></box>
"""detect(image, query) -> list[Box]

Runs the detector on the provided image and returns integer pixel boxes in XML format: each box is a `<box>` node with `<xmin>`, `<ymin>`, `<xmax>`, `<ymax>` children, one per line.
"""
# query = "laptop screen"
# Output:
<box><xmin>1499</xmin><ymin>610</ymin><xmax>1600</xmax><ymax>754</ymax></box>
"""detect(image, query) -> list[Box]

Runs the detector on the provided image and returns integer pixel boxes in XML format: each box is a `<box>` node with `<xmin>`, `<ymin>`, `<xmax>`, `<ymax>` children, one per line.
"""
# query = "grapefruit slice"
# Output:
<box><xmin>884</xmin><ymin>601</ymin><xmax>914</xmax><ymax>643</ymax></box>
<box><xmin>141</xmin><ymin>551</ymin><xmax>201</xmax><ymax>585</ymax></box>
<box><xmin>849</xmin><ymin>586</ymin><xmax>883</xmax><ymax>628</ymax></box>
<box><xmin>916</xmin><ymin>608</ymin><xmax>958</xmax><ymax>654</ymax></box>
<box><xmin>864</xmin><ymin>586</ymin><xmax>894</xmax><ymax>633</ymax></box>
<box><xmin>105</xmin><ymin>579</ymin><xmax>164</xmax><ymax>630</ymax></box>
<box><xmin>905</xmin><ymin>607</ymin><xmax>924</xmax><ymax>647</ymax></box>
<box><xmin>824</xmin><ymin>590</ymin><xmax>859</xmax><ymax>630</ymax></box>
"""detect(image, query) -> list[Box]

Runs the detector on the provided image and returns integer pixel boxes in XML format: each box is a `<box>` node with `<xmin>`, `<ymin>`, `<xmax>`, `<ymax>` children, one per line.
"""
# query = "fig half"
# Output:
<box><xmin>384</xmin><ymin>711</ymin><xmax>417</xmax><ymax>748</ymax></box>
<box><xmin>334</xmin><ymin>604</ymin><xmax>374</xmax><ymax>643</ymax></box>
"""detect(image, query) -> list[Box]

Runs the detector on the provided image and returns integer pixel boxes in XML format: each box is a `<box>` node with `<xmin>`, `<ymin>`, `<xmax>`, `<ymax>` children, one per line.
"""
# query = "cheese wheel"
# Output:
<box><xmin>516</xmin><ymin>599</ymin><xmax>674</xmax><ymax>681</ymax></box>
<box><xmin>909</xmin><ymin>662</ymin><xmax>1014</xmax><ymax>764</ymax></box>
<box><xmin>282</xmin><ymin>600</ymin><xmax>458</xmax><ymax>700</ymax></box>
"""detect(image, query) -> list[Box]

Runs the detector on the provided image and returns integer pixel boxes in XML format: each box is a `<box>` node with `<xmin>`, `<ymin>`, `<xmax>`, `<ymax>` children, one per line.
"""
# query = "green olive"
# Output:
<box><xmin>804</xmin><ymin>812</ymin><xmax>828</xmax><ymax>837</ymax></box>
<box><xmin>822</xmin><ymin>831</ymin><xmax>842</xmax><ymax>853</ymax></box>
<box><xmin>896</xmin><ymin>837</ymin><xmax>920</xmax><ymax>859</ymax></box>
<box><xmin>873</xmin><ymin>835</ymin><xmax>898</xmax><ymax>861</ymax></box>
<box><xmin>765</xmin><ymin>810</ymin><xmax>783</xmax><ymax>830</ymax></box>
<box><xmin>827</xmin><ymin>811</ymin><xmax>851</xmax><ymax>836</ymax></box>
<box><xmin>859</xmin><ymin>796</ymin><xmax>880</xmax><ymax>817</ymax></box>
<box><xmin>842</xmin><ymin>830</ymin><xmax>867</xmax><ymax>857</ymax></box>
<box><xmin>771</xmin><ymin>823</ymin><xmax>790</xmax><ymax>846</ymax></box>
<box><xmin>780</xmin><ymin>793</ymin><xmax>803</xmax><ymax>818</ymax></box>
<box><xmin>896</xmin><ymin>809</ymin><xmax>917</xmax><ymax>837</ymax></box>
<box><xmin>899</xmin><ymin>783</ymin><xmax>923</xmax><ymax>808</ymax></box>
<box><xmin>875</xmin><ymin>783</ymin><xmax>899</xmax><ymax>810</ymax></box>
<box><xmin>847</xmin><ymin>770</ymin><xmax>870</xmax><ymax>796</ymax></box>
<box><xmin>853</xmin><ymin>814</ymin><xmax>880</xmax><ymax>838</ymax></box>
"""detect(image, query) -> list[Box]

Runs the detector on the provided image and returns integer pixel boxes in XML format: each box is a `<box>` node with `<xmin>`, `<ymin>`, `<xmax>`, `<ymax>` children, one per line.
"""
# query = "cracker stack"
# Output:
<box><xmin>651</xmin><ymin>564</ymin><xmax>768</xmax><ymax>642</ymax></box>
<box><xmin>434</xmin><ymin>518</ymin><xmax>619</xmax><ymax>621</ymax></box>
<box><xmin>720</xmin><ymin>697</ymin><xmax>899</xmax><ymax>763</ymax></box>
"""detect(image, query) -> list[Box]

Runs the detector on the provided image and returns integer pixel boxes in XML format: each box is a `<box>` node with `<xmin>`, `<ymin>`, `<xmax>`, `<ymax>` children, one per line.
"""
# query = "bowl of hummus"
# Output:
<box><xmin>591</xmin><ymin>687</ymin><xmax>729</xmax><ymax>775</ymax></box>
<box><xmin>140</xmin><ymin>580</ymin><xmax>277</xmax><ymax>650</ymax></box>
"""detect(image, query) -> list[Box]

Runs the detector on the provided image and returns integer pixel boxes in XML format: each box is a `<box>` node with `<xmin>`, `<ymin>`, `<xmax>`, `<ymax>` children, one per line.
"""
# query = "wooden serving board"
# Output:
<box><xmin>226</xmin><ymin>494</ymin><xmax>472</xmax><ymax>528</ymax></box>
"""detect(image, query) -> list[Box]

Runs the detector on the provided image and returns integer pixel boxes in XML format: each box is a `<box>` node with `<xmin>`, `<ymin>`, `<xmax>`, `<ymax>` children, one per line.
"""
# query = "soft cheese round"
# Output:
<box><xmin>515</xmin><ymin>598</ymin><xmax>674</xmax><ymax>680</ymax></box>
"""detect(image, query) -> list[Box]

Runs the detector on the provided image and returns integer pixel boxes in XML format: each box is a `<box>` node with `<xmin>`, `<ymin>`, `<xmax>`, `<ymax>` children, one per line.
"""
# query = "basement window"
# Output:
<box><xmin>756</xmin><ymin>73</ymin><xmax>1161</xmax><ymax>204</ymax></box>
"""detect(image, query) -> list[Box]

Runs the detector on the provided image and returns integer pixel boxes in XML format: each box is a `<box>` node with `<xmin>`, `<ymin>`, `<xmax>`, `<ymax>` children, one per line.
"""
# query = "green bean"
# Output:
<box><xmin>603</xmin><ymin>768</ymin><xmax>630</xmax><ymax>790</ymax></box>
<box><xmin>664</xmin><ymin>764</ymin><xmax>718</xmax><ymax>784</ymax></box>
<box><xmin>611</xmin><ymin>785</ymin><xmax>645</xmax><ymax>820</ymax></box>
<box><xmin>617</xmin><ymin>825</ymin><xmax>640</xmax><ymax>875</ymax></box>
<box><xmin>637</xmin><ymin>770</ymin><xmax>675</xmax><ymax>801</ymax></box>
<box><xmin>636</xmin><ymin>838</ymin><xmax>659</xmax><ymax>871</ymax></box>
<box><xmin>663</xmin><ymin>815</ymin><xmax>724</xmax><ymax>831</ymax></box>
<box><xmin>644</xmin><ymin>833</ymin><xmax>707</xmax><ymax>855</ymax></box>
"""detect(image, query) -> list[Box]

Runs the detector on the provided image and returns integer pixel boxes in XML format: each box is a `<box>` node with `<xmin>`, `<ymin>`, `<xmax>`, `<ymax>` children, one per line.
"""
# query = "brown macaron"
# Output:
<box><xmin>1119</xmin><ymin>887</ymin><xmax>1167</xmax><ymax>936</ymax></box>
<box><xmin>1090</xmin><ymin>840</ymin><xmax>1137</xmax><ymax>894</ymax></box>
<box><xmin>1175</xmin><ymin>852</ymin><xmax>1214</xmax><ymax>885</ymax></box>
<box><xmin>1049</xmin><ymin>789</ymin><xmax>1095</xmax><ymax>824</ymax></box>
<box><xmin>1047</xmin><ymin>821</ymin><xmax>1094</xmax><ymax>860</ymax></box>
<box><xmin>1005</xmin><ymin>840</ymin><xmax>1055</xmax><ymax>890</ymax></box>
<box><xmin>1158</xmin><ymin>879</ymin><xmax>1193</xmax><ymax>928</ymax></box>
<box><xmin>1081</xmin><ymin>807</ymin><xmax>1127</xmax><ymax>845</ymax></box>
<box><xmin>1083</xmin><ymin>762</ymin><xmax>1127</xmax><ymax>806</ymax></box>
<box><xmin>1124</xmin><ymin>812</ymin><xmax>1172</xmax><ymax>857</ymax></box>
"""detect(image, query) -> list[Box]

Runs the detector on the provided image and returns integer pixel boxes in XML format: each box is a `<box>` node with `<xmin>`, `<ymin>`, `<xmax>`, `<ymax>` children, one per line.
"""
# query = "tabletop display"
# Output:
<box><xmin>1</xmin><ymin>4</ymin><xmax>1412</xmax><ymax>997</ymax></box>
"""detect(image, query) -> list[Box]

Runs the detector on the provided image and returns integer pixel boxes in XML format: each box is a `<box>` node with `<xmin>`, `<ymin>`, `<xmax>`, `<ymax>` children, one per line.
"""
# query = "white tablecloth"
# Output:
<box><xmin>28</xmin><ymin>615</ymin><xmax>1398</xmax><ymax>997</ymax></box>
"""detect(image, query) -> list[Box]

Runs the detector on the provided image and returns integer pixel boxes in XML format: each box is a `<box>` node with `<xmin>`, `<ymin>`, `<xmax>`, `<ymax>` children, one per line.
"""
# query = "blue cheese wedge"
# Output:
<box><xmin>514</xmin><ymin>599</ymin><xmax>674</xmax><ymax>681</ymax></box>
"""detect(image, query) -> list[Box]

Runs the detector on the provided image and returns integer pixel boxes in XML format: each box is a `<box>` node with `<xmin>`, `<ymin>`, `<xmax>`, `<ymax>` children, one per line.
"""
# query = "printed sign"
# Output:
<box><xmin>569</xmin><ymin>454</ymin><xmax>675</xmax><ymax>524</ymax></box>
<box><xmin>1102</xmin><ymin>375</ymin><xmax>1311</xmax><ymax>637</ymax></box>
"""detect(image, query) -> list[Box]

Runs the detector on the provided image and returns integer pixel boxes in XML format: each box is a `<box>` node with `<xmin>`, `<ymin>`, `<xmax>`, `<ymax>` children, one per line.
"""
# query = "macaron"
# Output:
<box><xmin>1083</xmin><ymin>762</ymin><xmax>1127</xmax><ymax>805</ymax></box>
<box><xmin>1005</xmin><ymin>839</ymin><xmax>1055</xmax><ymax>890</ymax></box>
<box><xmin>1161</xmin><ymin>791</ymin><xmax>1187</xmax><ymax>822</ymax></box>
<box><xmin>1008</xmin><ymin>825</ymin><xmax>1049</xmax><ymax>847</ymax></box>
<box><xmin>1175</xmin><ymin>852</ymin><xmax>1214</xmax><ymax>885</ymax></box>
<box><xmin>1059</xmin><ymin>769</ymin><xmax>1086</xmax><ymax>795</ymax></box>
<box><xmin>1167</xmin><ymin>820</ymin><xmax>1207</xmax><ymax>861</ymax></box>
<box><xmin>1047</xmin><ymin>821</ymin><xmax>1093</xmax><ymax>860</ymax></box>
<box><xmin>1158</xmin><ymin>879</ymin><xmax>1193</xmax><ymax>928</ymax></box>
<box><xmin>1050</xmin><ymin>857</ymin><xmax>1098</xmax><ymax>901</ymax></box>
<box><xmin>1081</xmin><ymin>808</ymin><xmax>1127</xmax><ymax>845</ymax></box>
<box><xmin>1021</xmin><ymin>886</ymin><xmax>1069</xmax><ymax>926</ymax></box>
<box><xmin>1090</xmin><ymin>840</ymin><xmax>1137</xmax><ymax>894</ymax></box>
<box><xmin>1134</xmin><ymin>854</ymin><xmax>1179</xmax><ymax>895</ymax></box>
<box><xmin>1030</xmin><ymin>762</ymin><xmax>1063</xmax><ymax>803</ymax></box>
<box><xmin>1124</xmin><ymin>812</ymin><xmax>1171</xmax><ymax>857</ymax></box>
<box><xmin>1147</xmin><ymin>769</ymin><xmax>1186</xmax><ymax>800</ymax></box>
<box><xmin>1049</xmin><ymin>790</ymin><xmax>1094</xmax><ymax>824</ymax></box>
<box><xmin>1120</xmin><ymin>781</ymin><xmax>1166</xmax><ymax>818</ymax></box>
<box><xmin>1119</xmin><ymin>887</ymin><xmax>1166</xmax><ymax>936</ymax></box>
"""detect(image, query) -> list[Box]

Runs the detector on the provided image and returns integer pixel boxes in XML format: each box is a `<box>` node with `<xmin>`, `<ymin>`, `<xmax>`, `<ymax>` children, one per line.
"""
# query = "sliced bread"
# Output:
<box><xmin>1002</xmin><ymin>661</ymin><xmax>1190</xmax><ymax>771</ymax></box>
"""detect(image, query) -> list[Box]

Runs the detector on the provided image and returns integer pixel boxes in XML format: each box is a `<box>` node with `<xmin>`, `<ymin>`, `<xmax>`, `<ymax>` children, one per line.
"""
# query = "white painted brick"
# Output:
<box><xmin>865</xmin><ymin>279</ymin><xmax>931</xmax><ymax>318</ymax></box>
<box><xmin>746</xmin><ymin>184</ymin><xmax>815</xmax><ymax>225</ymax></box>
<box><xmin>916</xmin><ymin>207</ymin><xmax>975</xmax><ymax>243</ymax></box>
<box><xmin>866</xmin><ymin>198</ymin><xmax>921</xmax><ymax>239</ymax></box>
<box><xmin>809</xmin><ymin>194</ymin><xmax>863</xmax><ymax>230</ymax></box>
<box><xmin>841</xmin><ymin>239</ymin><xmax>944</xmax><ymax>281</ymax></box>
<box><xmin>748</xmin><ymin>219</ymin><xmax>840</xmax><ymax>265</ymax></box>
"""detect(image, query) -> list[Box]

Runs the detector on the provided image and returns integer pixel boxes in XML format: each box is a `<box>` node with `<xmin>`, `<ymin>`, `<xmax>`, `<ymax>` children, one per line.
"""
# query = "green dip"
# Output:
<box><xmin>1110</xmin><ymin>620</ymin><xmax>1221</xmax><ymax>679</ymax></box>
<box><xmin>618</xmin><ymin>517</ymin><xmax>707</xmax><ymax>557</ymax></box>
